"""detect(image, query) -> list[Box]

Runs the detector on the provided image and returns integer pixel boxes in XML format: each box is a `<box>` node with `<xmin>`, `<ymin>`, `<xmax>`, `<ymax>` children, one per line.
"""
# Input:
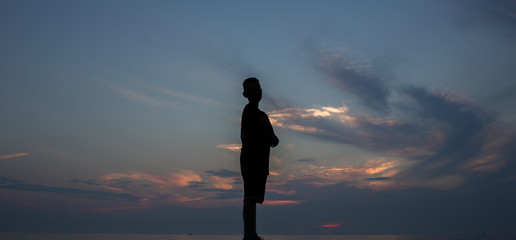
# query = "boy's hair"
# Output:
<box><xmin>243</xmin><ymin>77</ymin><xmax>259</xmax><ymax>92</ymax></box>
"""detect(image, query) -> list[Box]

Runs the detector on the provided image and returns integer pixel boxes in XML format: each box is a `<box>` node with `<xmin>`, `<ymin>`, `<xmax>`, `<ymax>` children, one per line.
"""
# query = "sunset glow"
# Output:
<box><xmin>1</xmin><ymin>0</ymin><xmax>516</xmax><ymax>235</ymax></box>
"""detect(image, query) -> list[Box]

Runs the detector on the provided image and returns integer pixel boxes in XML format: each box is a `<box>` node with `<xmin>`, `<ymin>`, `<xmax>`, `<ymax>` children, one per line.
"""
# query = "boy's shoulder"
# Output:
<box><xmin>243</xmin><ymin>104</ymin><xmax>263</xmax><ymax>115</ymax></box>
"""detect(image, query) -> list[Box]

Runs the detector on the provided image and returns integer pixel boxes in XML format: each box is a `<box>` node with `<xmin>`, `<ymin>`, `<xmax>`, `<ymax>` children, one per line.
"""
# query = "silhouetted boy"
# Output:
<box><xmin>240</xmin><ymin>77</ymin><xmax>279</xmax><ymax>240</ymax></box>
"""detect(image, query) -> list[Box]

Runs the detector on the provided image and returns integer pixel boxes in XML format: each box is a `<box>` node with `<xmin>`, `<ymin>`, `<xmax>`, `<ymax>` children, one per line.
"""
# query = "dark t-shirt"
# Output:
<box><xmin>240</xmin><ymin>104</ymin><xmax>276</xmax><ymax>177</ymax></box>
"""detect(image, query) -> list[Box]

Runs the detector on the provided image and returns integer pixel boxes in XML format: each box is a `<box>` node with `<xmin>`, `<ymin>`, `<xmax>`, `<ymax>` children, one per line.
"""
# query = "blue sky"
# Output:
<box><xmin>1</xmin><ymin>0</ymin><xmax>516</xmax><ymax>235</ymax></box>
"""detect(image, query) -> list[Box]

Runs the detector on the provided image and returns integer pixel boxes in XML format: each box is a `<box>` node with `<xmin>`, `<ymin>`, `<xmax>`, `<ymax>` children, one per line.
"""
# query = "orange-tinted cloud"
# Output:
<box><xmin>0</xmin><ymin>152</ymin><xmax>28</xmax><ymax>159</ymax></box>
<box><xmin>216</xmin><ymin>144</ymin><xmax>241</xmax><ymax>152</ymax></box>
<box><xmin>101</xmin><ymin>170</ymin><xmax>201</xmax><ymax>189</ymax></box>
<box><xmin>97</xmin><ymin>170</ymin><xmax>206</xmax><ymax>207</ymax></box>
<box><xmin>272</xmin><ymin>157</ymin><xmax>406</xmax><ymax>192</ymax></box>
<box><xmin>211</xmin><ymin>176</ymin><xmax>234</xmax><ymax>190</ymax></box>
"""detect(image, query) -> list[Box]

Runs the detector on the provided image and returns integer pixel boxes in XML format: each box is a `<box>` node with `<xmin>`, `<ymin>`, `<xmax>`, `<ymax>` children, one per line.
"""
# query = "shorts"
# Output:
<box><xmin>243</xmin><ymin>174</ymin><xmax>267</xmax><ymax>204</ymax></box>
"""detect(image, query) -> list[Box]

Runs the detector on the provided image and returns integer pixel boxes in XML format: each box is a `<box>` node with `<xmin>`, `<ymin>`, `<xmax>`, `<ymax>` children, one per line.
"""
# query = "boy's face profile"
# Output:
<box><xmin>243</xmin><ymin>81</ymin><xmax>262</xmax><ymax>103</ymax></box>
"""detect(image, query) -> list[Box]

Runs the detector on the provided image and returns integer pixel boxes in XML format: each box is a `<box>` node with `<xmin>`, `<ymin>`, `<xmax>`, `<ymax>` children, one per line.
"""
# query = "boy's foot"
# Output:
<box><xmin>243</xmin><ymin>237</ymin><xmax>263</xmax><ymax>240</ymax></box>
<box><xmin>243</xmin><ymin>234</ymin><xmax>264</xmax><ymax>240</ymax></box>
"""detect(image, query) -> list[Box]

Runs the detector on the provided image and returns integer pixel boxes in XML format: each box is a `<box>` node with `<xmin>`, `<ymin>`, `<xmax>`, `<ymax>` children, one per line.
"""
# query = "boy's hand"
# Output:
<box><xmin>271</xmin><ymin>135</ymin><xmax>279</xmax><ymax>148</ymax></box>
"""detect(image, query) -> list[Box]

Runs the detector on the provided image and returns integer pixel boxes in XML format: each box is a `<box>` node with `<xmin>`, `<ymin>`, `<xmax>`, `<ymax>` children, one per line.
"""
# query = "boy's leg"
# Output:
<box><xmin>243</xmin><ymin>200</ymin><xmax>257</xmax><ymax>238</ymax></box>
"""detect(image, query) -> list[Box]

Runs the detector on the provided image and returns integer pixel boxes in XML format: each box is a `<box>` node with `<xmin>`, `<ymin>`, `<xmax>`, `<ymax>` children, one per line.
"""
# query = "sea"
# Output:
<box><xmin>0</xmin><ymin>233</ymin><xmax>513</xmax><ymax>240</ymax></box>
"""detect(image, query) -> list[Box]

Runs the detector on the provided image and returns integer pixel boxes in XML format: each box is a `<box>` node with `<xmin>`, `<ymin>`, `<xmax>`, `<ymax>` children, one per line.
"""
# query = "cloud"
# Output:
<box><xmin>205</xmin><ymin>169</ymin><xmax>241</xmax><ymax>178</ymax></box>
<box><xmin>289</xmin><ymin>159</ymin><xmax>398</xmax><ymax>191</ymax></box>
<box><xmin>269</xmin><ymin>158</ymin><xmax>401</xmax><ymax>192</ymax></box>
<box><xmin>205</xmin><ymin>169</ymin><xmax>241</xmax><ymax>192</ymax></box>
<box><xmin>454</xmin><ymin>0</ymin><xmax>516</xmax><ymax>31</ymax></box>
<box><xmin>267</xmin><ymin>104</ymin><xmax>420</xmax><ymax>152</ymax></box>
<box><xmin>266</xmin><ymin>86</ymin><xmax>516</xmax><ymax>191</ymax></box>
<box><xmin>400</xmin><ymin>87</ymin><xmax>501</xmax><ymax>177</ymax></box>
<box><xmin>100</xmin><ymin>170</ymin><xmax>203</xmax><ymax>190</ymax></box>
<box><xmin>0</xmin><ymin>176</ymin><xmax>22</xmax><ymax>184</ymax></box>
<box><xmin>75</xmin><ymin>169</ymin><xmax>244</xmax><ymax>207</ymax></box>
<box><xmin>0</xmin><ymin>152</ymin><xmax>28</xmax><ymax>160</ymax></box>
<box><xmin>321</xmin><ymin>223</ymin><xmax>340</xmax><ymax>228</ymax></box>
<box><xmin>296</xmin><ymin>157</ymin><xmax>317</xmax><ymax>163</ymax></box>
<box><xmin>265</xmin><ymin>200</ymin><xmax>301</xmax><ymax>206</ymax></box>
<box><xmin>311</xmin><ymin>46</ymin><xmax>390</xmax><ymax>111</ymax></box>
<box><xmin>70</xmin><ymin>179</ymin><xmax>100</xmax><ymax>186</ymax></box>
<box><xmin>365</xmin><ymin>177</ymin><xmax>391</xmax><ymax>181</ymax></box>
<box><xmin>216</xmin><ymin>144</ymin><xmax>241</xmax><ymax>152</ymax></box>
<box><xmin>0</xmin><ymin>176</ymin><xmax>139</xmax><ymax>201</ymax></box>
<box><xmin>106</xmin><ymin>82</ymin><xmax>177</xmax><ymax>108</ymax></box>
<box><xmin>36</xmin><ymin>147</ymin><xmax>72</xmax><ymax>158</ymax></box>
<box><xmin>145</xmin><ymin>83</ymin><xmax>239</xmax><ymax>110</ymax></box>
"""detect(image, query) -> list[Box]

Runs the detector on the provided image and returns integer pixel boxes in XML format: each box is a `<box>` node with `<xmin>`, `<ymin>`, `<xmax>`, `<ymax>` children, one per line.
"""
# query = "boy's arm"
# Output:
<box><xmin>266</xmin><ymin>115</ymin><xmax>279</xmax><ymax>148</ymax></box>
<box><xmin>242</xmin><ymin>111</ymin><xmax>278</xmax><ymax>147</ymax></box>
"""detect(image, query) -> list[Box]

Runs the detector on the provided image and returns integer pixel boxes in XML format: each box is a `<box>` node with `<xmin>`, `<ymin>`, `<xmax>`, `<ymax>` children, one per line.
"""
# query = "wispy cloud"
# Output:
<box><xmin>36</xmin><ymin>147</ymin><xmax>73</xmax><ymax>159</ymax></box>
<box><xmin>321</xmin><ymin>223</ymin><xmax>340</xmax><ymax>228</ymax></box>
<box><xmin>100</xmin><ymin>170</ymin><xmax>203</xmax><ymax>192</ymax></box>
<box><xmin>311</xmin><ymin>45</ymin><xmax>390</xmax><ymax>111</ymax></box>
<box><xmin>216</xmin><ymin>144</ymin><xmax>241</xmax><ymax>152</ymax></box>
<box><xmin>0</xmin><ymin>152</ymin><xmax>28</xmax><ymax>160</ymax></box>
<box><xmin>146</xmin><ymin>83</ymin><xmax>240</xmax><ymax>110</ymax></box>
<box><xmin>107</xmin><ymin>81</ymin><xmax>238</xmax><ymax>110</ymax></box>
<box><xmin>400</xmin><ymin>86</ymin><xmax>504</xmax><ymax>178</ymax></box>
<box><xmin>266</xmin><ymin>87</ymin><xmax>516</xmax><ymax>191</ymax></box>
<box><xmin>205</xmin><ymin>169</ymin><xmax>241</xmax><ymax>178</ymax></box>
<box><xmin>268</xmin><ymin>105</ymin><xmax>358</xmax><ymax>133</ymax></box>
<box><xmin>82</xmin><ymin>169</ymin><xmax>243</xmax><ymax>207</ymax></box>
<box><xmin>0</xmin><ymin>176</ymin><xmax>138</xmax><ymax>201</ymax></box>
<box><xmin>106</xmin><ymin>82</ymin><xmax>177</xmax><ymax>108</ymax></box>
<box><xmin>290</xmin><ymin>158</ymin><xmax>401</xmax><ymax>190</ymax></box>
<box><xmin>454</xmin><ymin>0</ymin><xmax>516</xmax><ymax>31</ymax></box>
<box><xmin>267</xmin><ymin>104</ymin><xmax>414</xmax><ymax>151</ymax></box>
<box><xmin>265</xmin><ymin>200</ymin><xmax>301</xmax><ymax>206</ymax></box>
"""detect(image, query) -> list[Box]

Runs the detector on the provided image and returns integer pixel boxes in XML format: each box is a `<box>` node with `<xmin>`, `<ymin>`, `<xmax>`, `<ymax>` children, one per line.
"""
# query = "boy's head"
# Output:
<box><xmin>243</xmin><ymin>77</ymin><xmax>262</xmax><ymax>103</ymax></box>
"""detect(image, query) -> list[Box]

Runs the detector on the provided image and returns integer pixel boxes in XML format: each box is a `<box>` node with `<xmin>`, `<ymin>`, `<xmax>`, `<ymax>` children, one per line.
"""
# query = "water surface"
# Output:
<box><xmin>0</xmin><ymin>233</ymin><xmax>509</xmax><ymax>240</ymax></box>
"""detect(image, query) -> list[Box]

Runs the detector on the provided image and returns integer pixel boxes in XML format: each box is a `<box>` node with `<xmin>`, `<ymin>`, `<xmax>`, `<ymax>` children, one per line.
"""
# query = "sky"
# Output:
<box><xmin>1</xmin><ymin>0</ymin><xmax>516</xmax><ymax>235</ymax></box>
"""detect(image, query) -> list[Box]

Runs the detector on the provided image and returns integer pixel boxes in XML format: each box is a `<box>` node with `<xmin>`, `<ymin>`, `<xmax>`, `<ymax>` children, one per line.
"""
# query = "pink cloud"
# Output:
<box><xmin>265</xmin><ymin>200</ymin><xmax>300</xmax><ymax>206</ymax></box>
<box><xmin>321</xmin><ymin>223</ymin><xmax>340</xmax><ymax>228</ymax></box>
<box><xmin>211</xmin><ymin>176</ymin><xmax>234</xmax><ymax>190</ymax></box>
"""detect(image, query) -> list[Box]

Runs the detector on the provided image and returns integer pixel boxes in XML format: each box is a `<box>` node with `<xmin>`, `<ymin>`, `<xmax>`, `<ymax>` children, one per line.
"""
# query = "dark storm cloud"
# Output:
<box><xmin>400</xmin><ymin>86</ymin><xmax>498</xmax><ymax>176</ymax></box>
<box><xmin>0</xmin><ymin>176</ymin><xmax>139</xmax><ymax>201</ymax></box>
<box><xmin>311</xmin><ymin>47</ymin><xmax>390</xmax><ymax>111</ymax></box>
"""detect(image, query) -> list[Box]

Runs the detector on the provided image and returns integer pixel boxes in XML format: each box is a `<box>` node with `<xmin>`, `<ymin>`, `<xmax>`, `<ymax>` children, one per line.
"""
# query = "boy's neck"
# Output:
<box><xmin>248</xmin><ymin>101</ymin><xmax>260</xmax><ymax>109</ymax></box>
